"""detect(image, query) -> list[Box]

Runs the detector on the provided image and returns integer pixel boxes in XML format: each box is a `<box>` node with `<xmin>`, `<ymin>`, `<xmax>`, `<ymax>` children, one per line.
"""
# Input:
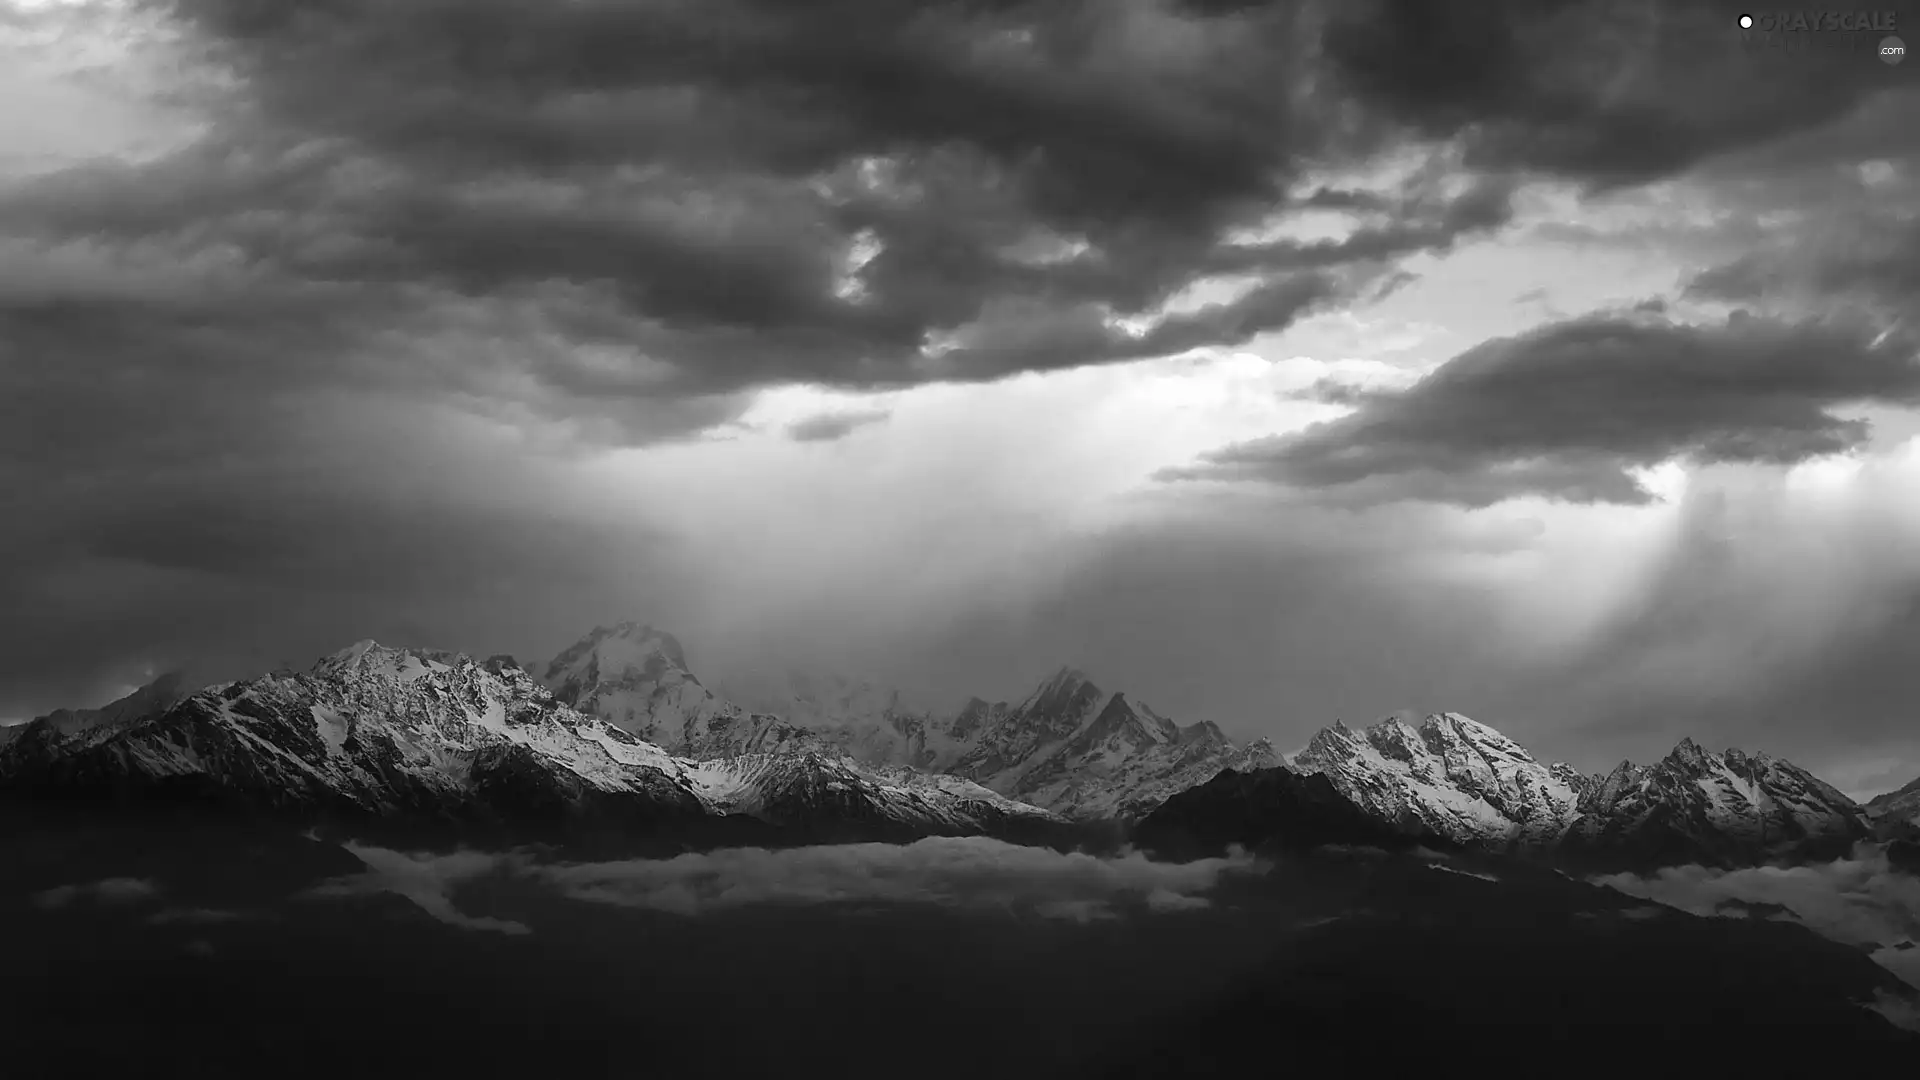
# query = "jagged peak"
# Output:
<box><xmin>543</xmin><ymin>621</ymin><xmax>695</xmax><ymax>687</ymax></box>
<box><xmin>592</xmin><ymin>621</ymin><xmax>690</xmax><ymax>666</ymax></box>
<box><xmin>1085</xmin><ymin>691</ymin><xmax>1170</xmax><ymax>736</ymax></box>
<box><xmin>1423</xmin><ymin>711</ymin><xmax>1509</xmax><ymax>742</ymax></box>
<box><xmin>1039</xmin><ymin>664</ymin><xmax>1095</xmax><ymax>693</ymax></box>
<box><xmin>1419</xmin><ymin>712</ymin><xmax>1543</xmax><ymax>763</ymax></box>
<box><xmin>1308</xmin><ymin>721</ymin><xmax>1359</xmax><ymax>750</ymax></box>
<box><xmin>311</xmin><ymin>640</ymin><xmax>460</xmax><ymax>681</ymax></box>
<box><xmin>322</xmin><ymin>638</ymin><xmax>382</xmax><ymax>664</ymax></box>
<box><xmin>1663</xmin><ymin>737</ymin><xmax>1713</xmax><ymax>769</ymax></box>
<box><xmin>1015</xmin><ymin>665</ymin><xmax>1105</xmax><ymax>716</ymax></box>
<box><xmin>1177</xmin><ymin>718</ymin><xmax>1228</xmax><ymax>745</ymax></box>
<box><xmin>1365</xmin><ymin>713</ymin><xmax>1423</xmax><ymax>738</ymax></box>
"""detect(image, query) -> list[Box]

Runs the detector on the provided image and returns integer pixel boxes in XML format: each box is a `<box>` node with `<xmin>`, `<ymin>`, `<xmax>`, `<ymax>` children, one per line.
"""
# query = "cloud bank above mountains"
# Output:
<box><xmin>2</xmin><ymin>0</ymin><xmax>1917</xmax><ymax>790</ymax></box>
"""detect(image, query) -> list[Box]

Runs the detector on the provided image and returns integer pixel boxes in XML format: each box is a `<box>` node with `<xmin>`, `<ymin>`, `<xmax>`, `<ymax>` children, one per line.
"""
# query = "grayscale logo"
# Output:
<box><xmin>1884</xmin><ymin>35</ymin><xmax>1907</xmax><ymax>64</ymax></box>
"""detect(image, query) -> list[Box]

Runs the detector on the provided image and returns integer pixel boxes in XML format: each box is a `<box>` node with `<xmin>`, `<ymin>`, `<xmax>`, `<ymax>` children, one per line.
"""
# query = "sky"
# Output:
<box><xmin>2</xmin><ymin>0</ymin><xmax>1918</xmax><ymax>797</ymax></box>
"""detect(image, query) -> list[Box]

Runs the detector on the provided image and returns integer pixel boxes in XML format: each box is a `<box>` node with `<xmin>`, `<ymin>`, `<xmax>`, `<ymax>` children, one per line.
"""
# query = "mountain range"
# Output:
<box><xmin>3</xmin><ymin>620</ymin><xmax>1915</xmax><ymax>871</ymax></box>
<box><xmin>1271</xmin><ymin>711</ymin><xmax>1883</xmax><ymax>868</ymax></box>
<box><xmin>537</xmin><ymin>623</ymin><xmax>1280</xmax><ymax>820</ymax></box>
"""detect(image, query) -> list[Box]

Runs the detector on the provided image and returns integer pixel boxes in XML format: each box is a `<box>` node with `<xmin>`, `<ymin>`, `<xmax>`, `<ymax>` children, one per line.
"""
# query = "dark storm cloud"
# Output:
<box><xmin>1167</xmin><ymin>312</ymin><xmax>1920</xmax><ymax>505</ymax></box>
<box><xmin>1319</xmin><ymin>0</ymin><xmax>1903</xmax><ymax>189</ymax></box>
<box><xmin>786</xmin><ymin>408</ymin><xmax>892</xmax><ymax>443</ymax></box>
<box><xmin>6</xmin><ymin>0</ymin><xmax>1888</xmax><ymax>426</ymax></box>
<box><xmin>1688</xmin><ymin>214</ymin><xmax>1920</xmax><ymax>317</ymax></box>
<box><xmin>18</xmin><ymin>0</ymin><xmax>1837</xmax><ymax>422</ymax></box>
<box><xmin>1284</xmin><ymin>376</ymin><xmax>1391</xmax><ymax>407</ymax></box>
<box><xmin>10</xmin><ymin>0</ymin><xmax>1894</xmax><ymax>399</ymax></box>
<box><xmin>12</xmin><ymin>0</ymin><xmax>1394</xmax><ymax>403</ymax></box>
<box><xmin>0</xmin><ymin>0</ymin><xmax>1499</xmax><ymax>715</ymax></box>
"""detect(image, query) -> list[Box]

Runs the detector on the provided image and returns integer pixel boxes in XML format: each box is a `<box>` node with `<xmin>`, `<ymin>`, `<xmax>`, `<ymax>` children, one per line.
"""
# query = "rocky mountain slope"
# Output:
<box><xmin>1288</xmin><ymin>712</ymin><xmax>1584</xmax><ymax>847</ymax></box>
<box><xmin>1867</xmin><ymin>775</ymin><xmax>1920</xmax><ymax>839</ymax></box>
<box><xmin>0</xmin><ymin>641</ymin><xmax>1058</xmax><ymax>841</ymax></box>
<box><xmin>1198</xmin><ymin>713</ymin><xmax>1873</xmax><ymax>870</ymax></box>
<box><xmin>1558</xmin><ymin>737</ymin><xmax>1873</xmax><ymax>866</ymax></box>
<box><xmin>934</xmin><ymin>668</ymin><xmax>1281</xmax><ymax>820</ymax></box>
<box><xmin>542</xmin><ymin>625</ymin><xmax>1274</xmax><ymax>822</ymax></box>
<box><xmin>538</xmin><ymin>623</ymin><xmax>813</xmax><ymax>759</ymax></box>
<box><xmin>0</xmin><ymin>669</ymin><xmax>205</xmax><ymax>756</ymax></box>
<box><xmin>717</xmin><ymin>668</ymin><xmax>936</xmax><ymax>766</ymax></box>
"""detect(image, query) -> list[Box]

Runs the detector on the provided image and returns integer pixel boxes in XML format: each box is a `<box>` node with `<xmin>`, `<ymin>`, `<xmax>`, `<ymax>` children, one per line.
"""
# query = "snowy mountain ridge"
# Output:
<box><xmin>1558</xmin><ymin>736</ymin><xmax>1874</xmax><ymax>862</ymax></box>
<box><xmin>544</xmin><ymin>626</ymin><xmax>1276</xmax><ymax>822</ymax></box>
<box><xmin>1283</xmin><ymin>712</ymin><xmax>1876</xmax><ymax>865</ymax></box>
<box><xmin>10</xmin><ymin>620</ymin><xmax>1902</xmax><ymax>866</ymax></box>
<box><xmin>930</xmin><ymin>667</ymin><xmax>1281</xmax><ymax>820</ymax></box>
<box><xmin>1288</xmin><ymin>712</ymin><xmax>1588</xmax><ymax>846</ymax></box>
<box><xmin>0</xmin><ymin>642</ymin><xmax>1058</xmax><ymax>840</ymax></box>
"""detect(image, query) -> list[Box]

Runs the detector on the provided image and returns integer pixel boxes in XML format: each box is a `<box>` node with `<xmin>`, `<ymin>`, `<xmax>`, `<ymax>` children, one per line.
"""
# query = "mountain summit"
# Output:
<box><xmin>539</xmin><ymin>623</ymin><xmax>812</xmax><ymax>759</ymax></box>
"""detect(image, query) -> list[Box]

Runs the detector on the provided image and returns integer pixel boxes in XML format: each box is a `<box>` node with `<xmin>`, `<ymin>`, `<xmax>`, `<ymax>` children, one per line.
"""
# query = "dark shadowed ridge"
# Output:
<box><xmin>1131</xmin><ymin>765</ymin><xmax>1453</xmax><ymax>860</ymax></box>
<box><xmin>1084</xmin><ymin>854</ymin><xmax>1920</xmax><ymax>1073</ymax></box>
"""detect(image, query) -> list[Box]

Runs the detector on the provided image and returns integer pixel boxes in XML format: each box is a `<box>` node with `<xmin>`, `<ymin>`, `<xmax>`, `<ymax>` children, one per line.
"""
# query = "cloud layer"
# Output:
<box><xmin>304</xmin><ymin>844</ymin><xmax>533</xmax><ymax>936</ymax></box>
<box><xmin>301</xmin><ymin>836</ymin><xmax>1269</xmax><ymax>933</ymax></box>
<box><xmin>1594</xmin><ymin>842</ymin><xmax>1920</xmax><ymax>990</ymax></box>
<box><xmin>1170</xmin><ymin>312</ymin><xmax>1920</xmax><ymax>506</ymax></box>
<box><xmin>33</xmin><ymin>876</ymin><xmax>162</xmax><ymax>909</ymax></box>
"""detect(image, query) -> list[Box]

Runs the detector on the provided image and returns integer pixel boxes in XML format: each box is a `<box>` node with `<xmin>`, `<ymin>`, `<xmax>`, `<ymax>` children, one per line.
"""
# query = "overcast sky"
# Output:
<box><xmin>3</xmin><ymin>0</ymin><xmax>1918</xmax><ymax>796</ymax></box>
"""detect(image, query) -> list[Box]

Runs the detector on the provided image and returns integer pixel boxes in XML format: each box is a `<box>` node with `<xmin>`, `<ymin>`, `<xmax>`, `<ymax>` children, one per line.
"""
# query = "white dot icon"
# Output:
<box><xmin>1739</xmin><ymin>14</ymin><xmax>1753</xmax><ymax>28</ymax></box>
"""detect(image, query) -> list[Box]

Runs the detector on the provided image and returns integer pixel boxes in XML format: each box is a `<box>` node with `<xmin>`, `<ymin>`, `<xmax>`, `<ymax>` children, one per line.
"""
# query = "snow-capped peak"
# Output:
<box><xmin>536</xmin><ymin>622</ymin><xmax>805</xmax><ymax>759</ymax></box>
<box><xmin>1562</xmin><ymin>737</ymin><xmax>1872</xmax><ymax>863</ymax></box>
<box><xmin>1027</xmin><ymin>665</ymin><xmax>1097</xmax><ymax>705</ymax></box>
<box><xmin>1291</xmin><ymin>711</ymin><xmax>1584</xmax><ymax>846</ymax></box>
<box><xmin>539</xmin><ymin>623</ymin><xmax>705</xmax><ymax>709</ymax></box>
<box><xmin>544</xmin><ymin>623</ymin><xmax>692</xmax><ymax>686</ymax></box>
<box><xmin>1666</xmin><ymin>737</ymin><xmax>1711</xmax><ymax>769</ymax></box>
<box><xmin>1426</xmin><ymin>712</ymin><xmax>1528</xmax><ymax>755</ymax></box>
<box><xmin>713</xmin><ymin>667</ymin><xmax>938</xmax><ymax>768</ymax></box>
<box><xmin>311</xmin><ymin>640</ymin><xmax>456</xmax><ymax>683</ymax></box>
